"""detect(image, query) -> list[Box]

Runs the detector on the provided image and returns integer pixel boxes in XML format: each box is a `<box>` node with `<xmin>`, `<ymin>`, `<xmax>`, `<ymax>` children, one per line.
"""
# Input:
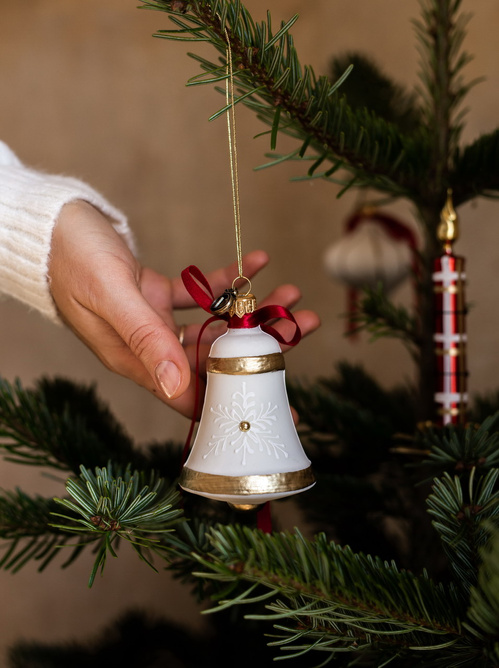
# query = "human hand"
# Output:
<box><xmin>48</xmin><ymin>200</ymin><xmax>320</xmax><ymax>417</ymax></box>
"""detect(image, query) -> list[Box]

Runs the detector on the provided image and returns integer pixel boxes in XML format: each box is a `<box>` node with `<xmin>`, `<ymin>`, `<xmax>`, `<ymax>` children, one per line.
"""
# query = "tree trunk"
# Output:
<box><xmin>415</xmin><ymin>205</ymin><xmax>442</xmax><ymax>422</ymax></box>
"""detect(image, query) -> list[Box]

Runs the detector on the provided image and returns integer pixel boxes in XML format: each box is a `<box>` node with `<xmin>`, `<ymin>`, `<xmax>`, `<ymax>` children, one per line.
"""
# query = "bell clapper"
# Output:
<box><xmin>228</xmin><ymin>503</ymin><xmax>263</xmax><ymax>512</ymax></box>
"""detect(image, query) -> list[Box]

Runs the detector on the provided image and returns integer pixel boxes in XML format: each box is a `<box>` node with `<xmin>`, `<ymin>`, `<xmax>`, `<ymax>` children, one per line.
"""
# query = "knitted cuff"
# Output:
<box><xmin>0</xmin><ymin>141</ymin><xmax>135</xmax><ymax>322</ymax></box>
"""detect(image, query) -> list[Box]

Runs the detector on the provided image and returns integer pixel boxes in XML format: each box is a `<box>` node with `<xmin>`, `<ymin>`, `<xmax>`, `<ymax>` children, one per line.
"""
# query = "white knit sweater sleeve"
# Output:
<box><xmin>0</xmin><ymin>141</ymin><xmax>136</xmax><ymax>322</ymax></box>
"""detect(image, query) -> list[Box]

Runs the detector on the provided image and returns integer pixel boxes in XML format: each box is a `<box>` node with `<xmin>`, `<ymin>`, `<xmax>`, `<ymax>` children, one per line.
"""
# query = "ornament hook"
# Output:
<box><xmin>210</xmin><ymin>287</ymin><xmax>237</xmax><ymax>316</ymax></box>
<box><xmin>231</xmin><ymin>275</ymin><xmax>252</xmax><ymax>297</ymax></box>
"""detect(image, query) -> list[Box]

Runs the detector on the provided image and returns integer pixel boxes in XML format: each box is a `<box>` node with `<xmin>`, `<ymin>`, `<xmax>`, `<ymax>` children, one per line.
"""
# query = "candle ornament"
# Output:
<box><xmin>432</xmin><ymin>190</ymin><xmax>468</xmax><ymax>425</ymax></box>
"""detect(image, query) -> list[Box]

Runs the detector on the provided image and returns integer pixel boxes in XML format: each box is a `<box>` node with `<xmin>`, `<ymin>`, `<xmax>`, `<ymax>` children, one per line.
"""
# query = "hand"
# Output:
<box><xmin>48</xmin><ymin>201</ymin><xmax>320</xmax><ymax>417</ymax></box>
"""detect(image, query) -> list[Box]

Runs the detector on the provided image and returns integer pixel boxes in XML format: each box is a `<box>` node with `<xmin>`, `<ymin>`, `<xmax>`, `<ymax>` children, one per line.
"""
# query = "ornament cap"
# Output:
<box><xmin>437</xmin><ymin>189</ymin><xmax>459</xmax><ymax>253</ymax></box>
<box><xmin>230</xmin><ymin>292</ymin><xmax>257</xmax><ymax>318</ymax></box>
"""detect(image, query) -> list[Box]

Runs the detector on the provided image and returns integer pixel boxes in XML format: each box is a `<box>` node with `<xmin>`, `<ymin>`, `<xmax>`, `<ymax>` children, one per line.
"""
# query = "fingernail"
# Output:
<box><xmin>155</xmin><ymin>360</ymin><xmax>181</xmax><ymax>398</ymax></box>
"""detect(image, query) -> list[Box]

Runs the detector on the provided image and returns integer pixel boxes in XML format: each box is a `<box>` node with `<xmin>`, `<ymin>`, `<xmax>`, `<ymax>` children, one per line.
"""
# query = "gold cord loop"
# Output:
<box><xmin>231</xmin><ymin>274</ymin><xmax>252</xmax><ymax>296</ymax></box>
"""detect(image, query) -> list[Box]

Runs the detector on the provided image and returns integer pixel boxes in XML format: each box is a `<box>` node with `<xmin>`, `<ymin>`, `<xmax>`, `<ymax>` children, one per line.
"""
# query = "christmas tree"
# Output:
<box><xmin>3</xmin><ymin>0</ymin><xmax>499</xmax><ymax>665</ymax></box>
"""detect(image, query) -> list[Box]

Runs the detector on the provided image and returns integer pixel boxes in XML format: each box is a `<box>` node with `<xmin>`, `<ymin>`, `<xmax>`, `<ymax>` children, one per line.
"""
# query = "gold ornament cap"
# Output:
<box><xmin>230</xmin><ymin>292</ymin><xmax>257</xmax><ymax>318</ymax></box>
<box><xmin>437</xmin><ymin>189</ymin><xmax>459</xmax><ymax>253</ymax></box>
<box><xmin>228</xmin><ymin>275</ymin><xmax>257</xmax><ymax>318</ymax></box>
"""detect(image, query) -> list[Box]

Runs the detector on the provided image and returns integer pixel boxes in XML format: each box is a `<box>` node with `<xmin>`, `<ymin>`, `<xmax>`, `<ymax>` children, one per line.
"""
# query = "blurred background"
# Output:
<box><xmin>0</xmin><ymin>0</ymin><xmax>498</xmax><ymax>661</ymax></box>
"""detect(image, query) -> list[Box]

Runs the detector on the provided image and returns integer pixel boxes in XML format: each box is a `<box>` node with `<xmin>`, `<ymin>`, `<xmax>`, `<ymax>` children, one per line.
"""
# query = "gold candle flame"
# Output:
<box><xmin>437</xmin><ymin>189</ymin><xmax>459</xmax><ymax>253</ymax></box>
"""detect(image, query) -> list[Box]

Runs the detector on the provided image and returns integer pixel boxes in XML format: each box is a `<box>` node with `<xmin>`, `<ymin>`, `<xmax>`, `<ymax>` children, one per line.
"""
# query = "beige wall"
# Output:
<box><xmin>1</xmin><ymin>0</ymin><xmax>499</xmax><ymax>660</ymax></box>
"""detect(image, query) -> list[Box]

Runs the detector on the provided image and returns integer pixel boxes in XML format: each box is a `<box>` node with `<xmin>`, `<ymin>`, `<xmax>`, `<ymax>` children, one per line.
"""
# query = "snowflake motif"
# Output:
<box><xmin>204</xmin><ymin>382</ymin><xmax>288</xmax><ymax>466</ymax></box>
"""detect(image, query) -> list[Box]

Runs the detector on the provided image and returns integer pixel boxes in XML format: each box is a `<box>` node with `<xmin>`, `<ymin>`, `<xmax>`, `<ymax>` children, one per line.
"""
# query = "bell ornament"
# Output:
<box><xmin>179</xmin><ymin>325</ymin><xmax>315</xmax><ymax>507</ymax></box>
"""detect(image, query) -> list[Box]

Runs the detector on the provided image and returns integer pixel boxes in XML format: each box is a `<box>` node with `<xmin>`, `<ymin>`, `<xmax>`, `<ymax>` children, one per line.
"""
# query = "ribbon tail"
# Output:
<box><xmin>231</xmin><ymin>304</ymin><xmax>302</xmax><ymax>347</ymax></box>
<box><xmin>257</xmin><ymin>501</ymin><xmax>273</xmax><ymax>533</ymax></box>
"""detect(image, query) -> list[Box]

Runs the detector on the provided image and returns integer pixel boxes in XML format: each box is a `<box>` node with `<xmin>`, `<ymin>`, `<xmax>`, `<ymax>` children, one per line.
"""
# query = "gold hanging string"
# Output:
<box><xmin>224</xmin><ymin>28</ymin><xmax>245</xmax><ymax>283</ymax></box>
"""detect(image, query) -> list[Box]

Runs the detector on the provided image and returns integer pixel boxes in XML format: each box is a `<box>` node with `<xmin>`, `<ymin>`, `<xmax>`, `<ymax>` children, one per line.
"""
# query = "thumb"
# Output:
<box><xmin>104</xmin><ymin>289</ymin><xmax>191</xmax><ymax>400</ymax></box>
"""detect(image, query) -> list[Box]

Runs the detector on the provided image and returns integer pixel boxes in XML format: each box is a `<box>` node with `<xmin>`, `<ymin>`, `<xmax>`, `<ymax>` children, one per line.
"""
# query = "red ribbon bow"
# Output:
<box><xmin>181</xmin><ymin>265</ymin><xmax>302</xmax><ymax>346</ymax></box>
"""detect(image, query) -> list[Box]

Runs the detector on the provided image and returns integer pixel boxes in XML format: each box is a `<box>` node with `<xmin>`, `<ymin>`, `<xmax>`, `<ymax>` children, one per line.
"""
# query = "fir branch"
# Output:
<box><xmin>452</xmin><ymin>129</ymin><xmax>499</xmax><ymax>203</ymax></box>
<box><xmin>413</xmin><ymin>0</ymin><xmax>474</xmax><ymax>202</ymax></box>
<box><xmin>470</xmin><ymin>392</ymin><xmax>499</xmax><ymax>425</ymax></box>
<box><xmin>466</xmin><ymin>525</ymin><xmax>499</xmax><ymax>660</ymax></box>
<box><xmin>0</xmin><ymin>489</ymin><xmax>85</xmax><ymax>573</ymax></box>
<box><xmin>0</xmin><ymin>377</ymin><xmax>141</xmax><ymax>474</ymax></box>
<box><xmin>349</xmin><ymin>284</ymin><xmax>420</xmax><ymax>357</ymax></box>
<box><xmin>427</xmin><ymin>469</ymin><xmax>499</xmax><ymax>598</ymax></box>
<box><xmin>287</xmin><ymin>363</ymin><xmax>416</xmax><ymax>468</ymax></box>
<box><xmin>8</xmin><ymin>608</ymin><xmax>282</xmax><ymax>667</ymax></box>
<box><xmin>330</xmin><ymin>52</ymin><xmax>423</xmax><ymax>134</ymax></box>
<box><xmin>417</xmin><ymin>414</ymin><xmax>499</xmax><ymax>475</ymax></box>
<box><xmin>191</xmin><ymin>525</ymin><xmax>465</xmax><ymax>661</ymax></box>
<box><xmin>139</xmin><ymin>0</ymin><xmax>499</xmax><ymax>212</ymax></box>
<box><xmin>138</xmin><ymin>0</ymin><xmax>431</xmax><ymax>202</ymax></box>
<box><xmin>0</xmin><ymin>377</ymin><xmax>68</xmax><ymax>470</ymax></box>
<box><xmin>52</xmin><ymin>464</ymin><xmax>183</xmax><ymax>587</ymax></box>
<box><xmin>0</xmin><ymin>376</ymin><xmax>187</xmax><ymax>482</ymax></box>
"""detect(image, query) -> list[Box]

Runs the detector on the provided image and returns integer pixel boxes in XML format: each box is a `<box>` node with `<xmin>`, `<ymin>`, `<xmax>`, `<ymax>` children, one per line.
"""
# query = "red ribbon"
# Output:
<box><xmin>181</xmin><ymin>265</ymin><xmax>302</xmax><ymax>346</ymax></box>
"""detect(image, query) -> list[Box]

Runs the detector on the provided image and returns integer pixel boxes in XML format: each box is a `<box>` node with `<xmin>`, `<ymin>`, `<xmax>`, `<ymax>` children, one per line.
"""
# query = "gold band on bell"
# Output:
<box><xmin>207</xmin><ymin>352</ymin><xmax>285</xmax><ymax>375</ymax></box>
<box><xmin>179</xmin><ymin>466</ymin><xmax>315</xmax><ymax>495</ymax></box>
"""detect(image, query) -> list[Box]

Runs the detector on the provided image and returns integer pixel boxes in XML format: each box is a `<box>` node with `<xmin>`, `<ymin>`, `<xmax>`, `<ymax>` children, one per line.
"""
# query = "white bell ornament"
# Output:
<box><xmin>179</xmin><ymin>324</ymin><xmax>315</xmax><ymax>509</ymax></box>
